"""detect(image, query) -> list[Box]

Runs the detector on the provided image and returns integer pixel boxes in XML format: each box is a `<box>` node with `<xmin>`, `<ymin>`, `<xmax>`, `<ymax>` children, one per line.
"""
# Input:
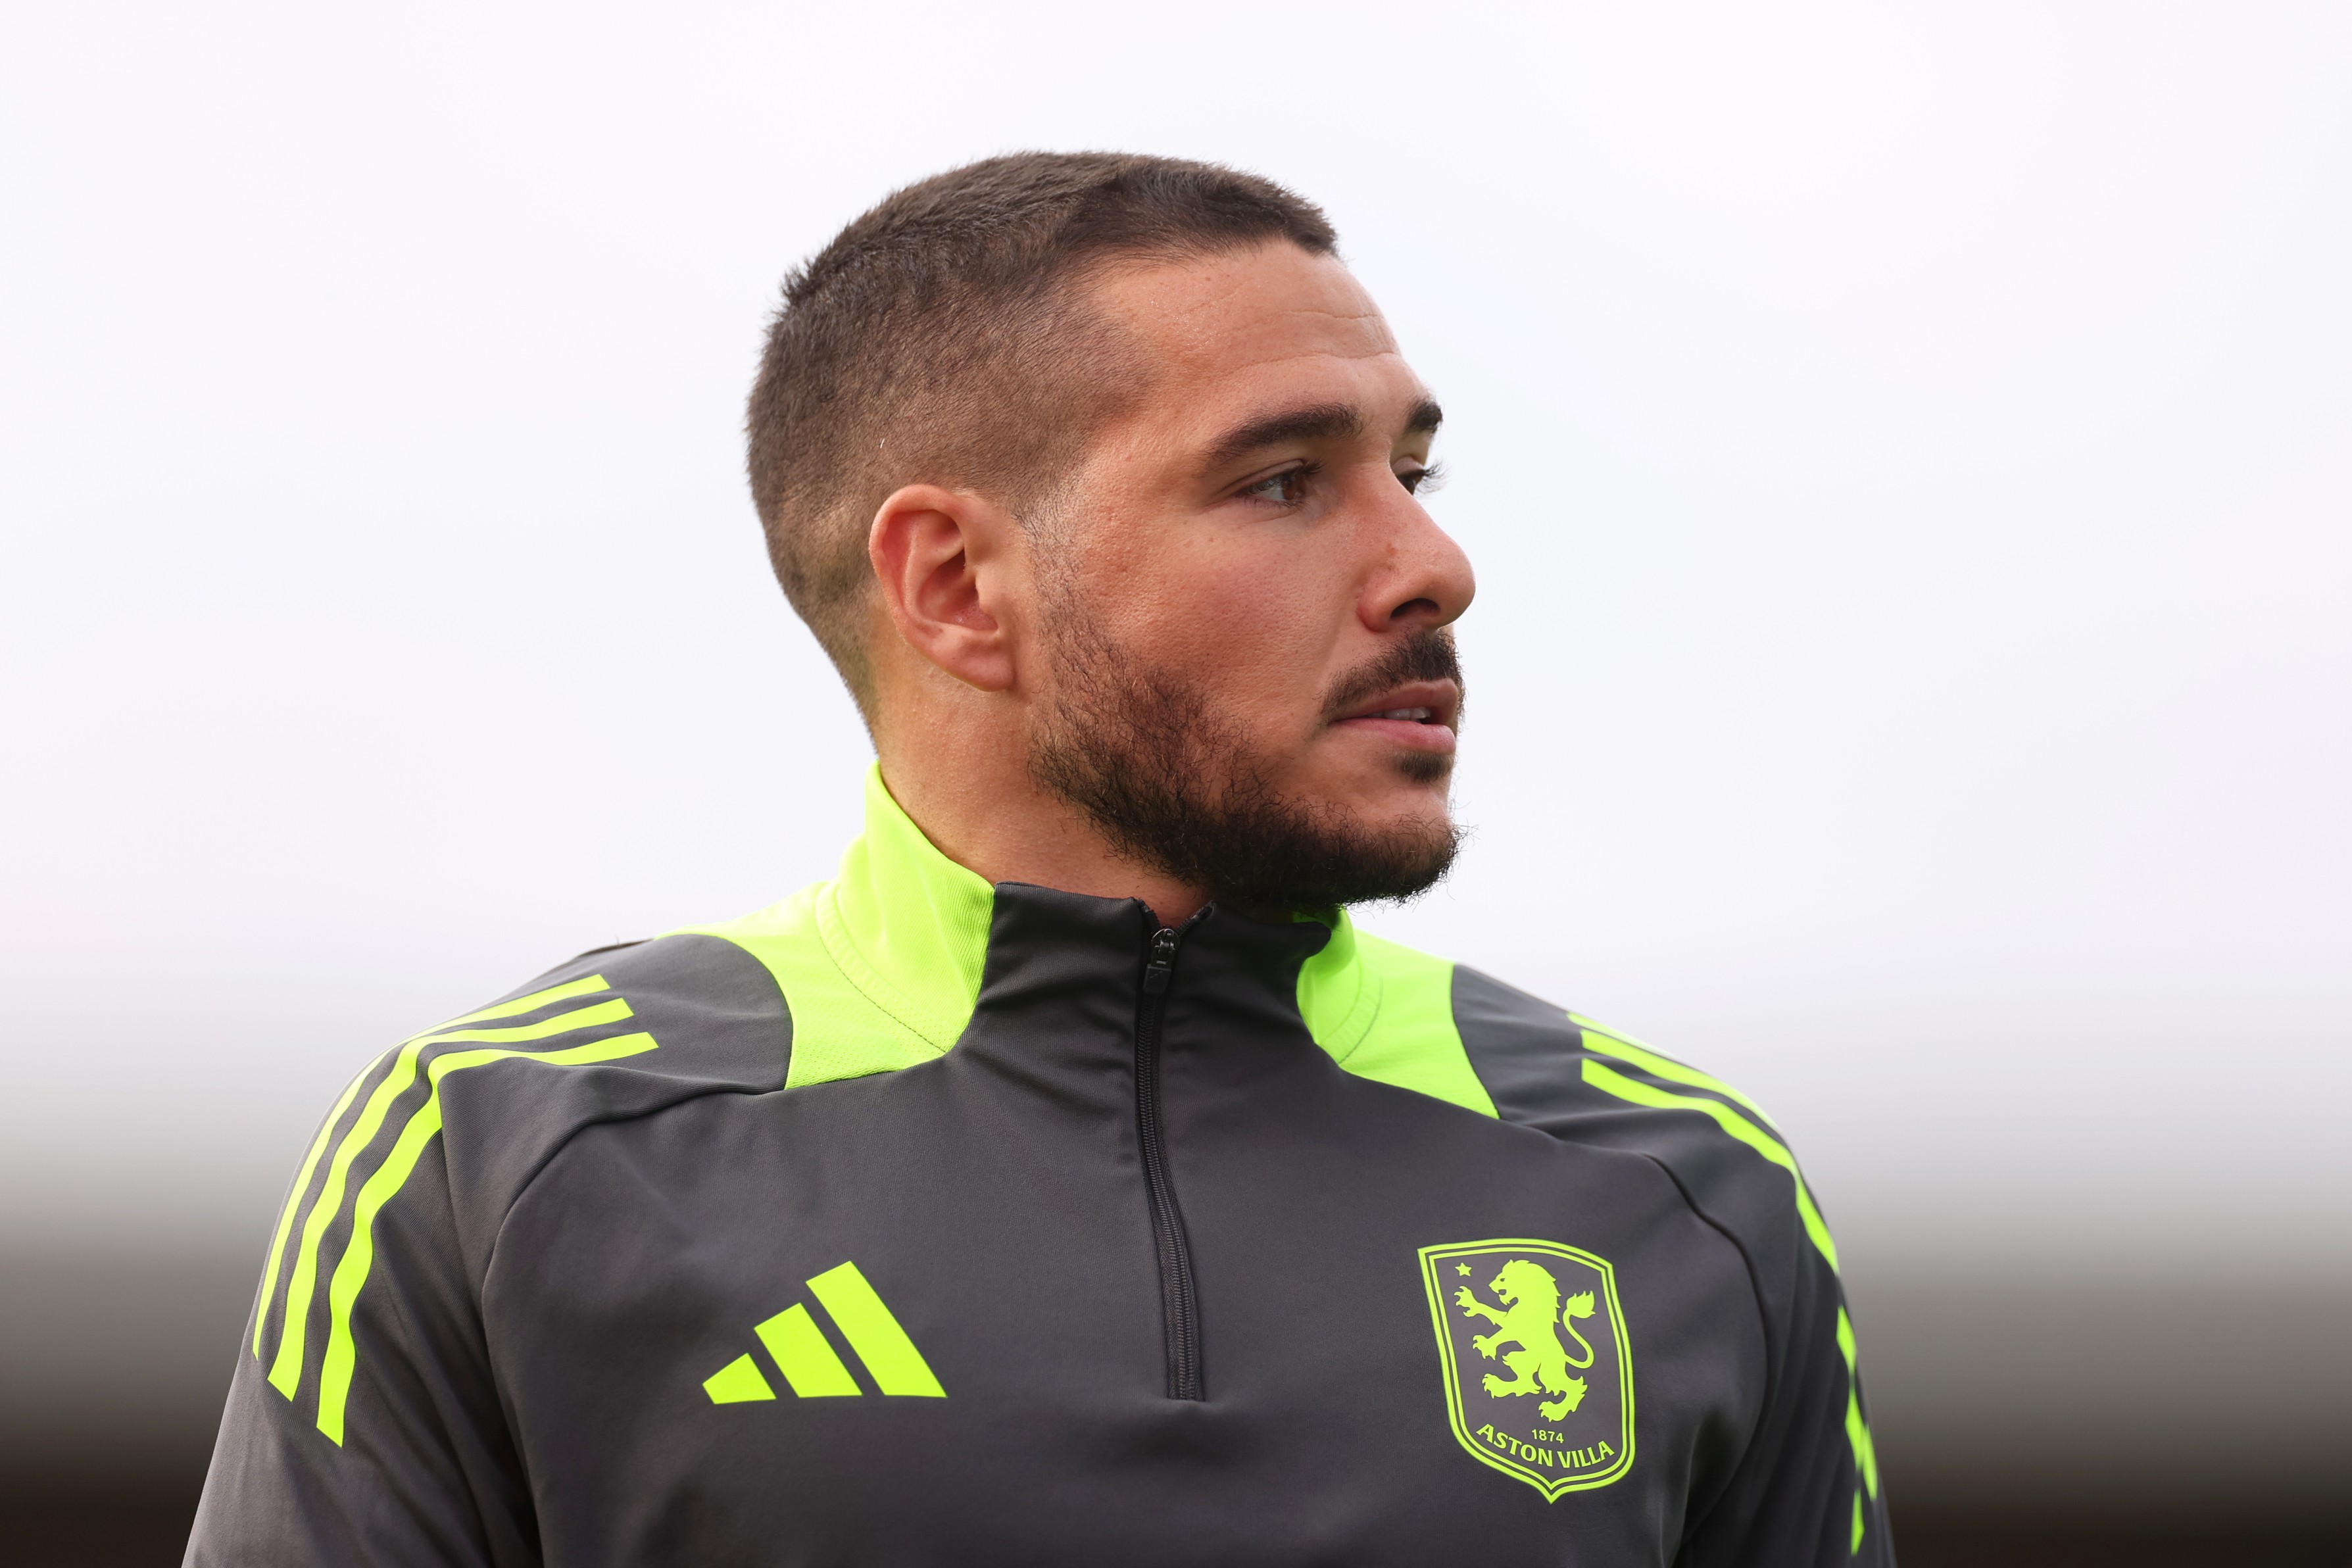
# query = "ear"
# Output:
<box><xmin>868</xmin><ymin>483</ymin><xmax>1022</xmax><ymax>693</ymax></box>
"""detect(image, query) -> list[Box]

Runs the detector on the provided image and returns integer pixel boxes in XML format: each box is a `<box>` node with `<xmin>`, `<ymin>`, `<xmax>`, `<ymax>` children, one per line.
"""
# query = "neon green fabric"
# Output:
<box><xmin>679</xmin><ymin>767</ymin><xmax>992</xmax><ymax>1089</ymax></box>
<box><xmin>702</xmin><ymin>1353</ymin><xmax>777</xmax><ymax>1404</ymax></box>
<box><xmin>826</xmin><ymin>772</ymin><xmax>994</xmax><ymax>1046</ymax></box>
<box><xmin>1842</xmin><ymin>1309</ymin><xmax>1882</xmax><ymax>1556</ymax></box>
<box><xmin>1302</xmin><ymin>914</ymin><xmax>1496</xmax><ymax>1117</ymax></box>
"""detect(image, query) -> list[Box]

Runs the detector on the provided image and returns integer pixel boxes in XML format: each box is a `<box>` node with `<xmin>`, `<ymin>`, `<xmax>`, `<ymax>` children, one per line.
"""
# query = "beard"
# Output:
<box><xmin>1027</xmin><ymin>608</ymin><xmax>1464</xmax><ymax>918</ymax></box>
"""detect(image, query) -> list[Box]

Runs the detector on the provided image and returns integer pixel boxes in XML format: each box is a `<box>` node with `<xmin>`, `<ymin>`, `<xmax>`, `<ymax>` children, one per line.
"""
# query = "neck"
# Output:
<box><xmin>875</xmin><ymin>709</ymin><xmax>1210</xmax><ymax>927</ymax></box>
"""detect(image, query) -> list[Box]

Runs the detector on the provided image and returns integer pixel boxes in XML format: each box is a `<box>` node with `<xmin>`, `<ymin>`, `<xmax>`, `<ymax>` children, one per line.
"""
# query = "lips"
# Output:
<box><xmin>1336</xmin><ymin>679</ymin><xmax>1459</xmax><ymax>731</ymax></box>
<box><xmin>1332</xmin><ymin>679</ymin><xmax>1460</xmax><ymax>754</ymax></box>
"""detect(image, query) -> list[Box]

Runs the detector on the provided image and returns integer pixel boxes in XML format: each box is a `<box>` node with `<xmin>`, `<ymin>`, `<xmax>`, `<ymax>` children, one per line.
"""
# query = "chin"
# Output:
<box><xmin>1392</xmin><ymin>749</ymin><xmax>1454</xmax><ymax>787</ymax></box>
<box><xmin>1318</xmin><ymin>755</ymin><xmax>1448</xmax><ymax>813</ymax></box>
<box><xmin>1351</xmin><ymin>783</ymin><xmax>1456</xmax><ymax>843</ymax></box>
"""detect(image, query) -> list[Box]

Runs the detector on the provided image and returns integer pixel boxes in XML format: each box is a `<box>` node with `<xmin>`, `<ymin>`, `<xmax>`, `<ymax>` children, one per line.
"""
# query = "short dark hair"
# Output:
<box><xmin>746</xmin><ymin>151</ymin><xmax>1338</xmax><ymax>717</ymax></box>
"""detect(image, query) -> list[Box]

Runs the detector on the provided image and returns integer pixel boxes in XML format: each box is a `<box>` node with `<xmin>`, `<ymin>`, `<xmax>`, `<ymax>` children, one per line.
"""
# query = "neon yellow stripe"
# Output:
<box><xmin>1836</xmin><ymin>1310</ymin><xmax>1880</xmax><ymax>1498</ymax></box>
<box><xmin>1579</xmin><ymin>1059</ymin><xmax>1840</xmax><ymax>1273</ymax></box>
<box><xmin>1852</xmin><ymin>1490</ymin><xmax>1865</xmax><ymax>1553</ymax></box>
<box><xmin>253</xmin><ymin>1053</ymin><xmax>383</xmax><ymax>1358</ymax></box>
<box><xmin>755</xmin><ymin>1304</ymin><xmax>862</xmax><ymax>1398</ymax></box>
<box><xmin>1571</xmin><ymin>1017</ymin><xmax>1779</xmax><ymax>1130</ymax></box>
<box><xmin>268</xmin><ymin>996</ymin><xmax>635</xmax><ymax>1400</ymax></box>
<box><xmin>702</xmin><ymin>1352</ymin><xmax>776</xmax><ymax>1404</ymax></box>
<box><xmin>401</xmin><ymin>997</ymin><xmax>635</xmax><ymax>1051</ymax></box>
<box><xmin>268</xmin><ymin>1043</ymin><xmax>426</xmax><ymax>1395</ymax></box>
<box><xmin>1845</xmin><ymin>1389</ymin><xmax>1879</xmax><ymax>1496</ymax></box>
<box><xmin>313</xmin><ymin>1031</ymin><xmax>658</xmax><ymax>1444</ymax></box>
<box><xmin>806</xmin><ymin>1260</ymin><xmax>945</xmax><ymax>1397</ymax></box>
<box><xmin>423</xmin><ymin>975</ymin><xmax>610</xmax><ymax>1035</ymax></box>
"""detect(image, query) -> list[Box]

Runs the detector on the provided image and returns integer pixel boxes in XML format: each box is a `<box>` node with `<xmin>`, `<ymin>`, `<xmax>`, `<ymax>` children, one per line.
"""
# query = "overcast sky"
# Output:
<box><xmin>5</xmin><ymin>3</ymin><xmax>2347</xmax><ymax>1285</ymax></box>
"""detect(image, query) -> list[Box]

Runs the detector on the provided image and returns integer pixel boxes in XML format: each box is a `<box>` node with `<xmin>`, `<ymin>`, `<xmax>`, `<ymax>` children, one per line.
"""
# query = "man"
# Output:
<box><xmin>191</xmin><ymin>153</ymin><xmax>1891</xmax><ymax>1565</ymax></box>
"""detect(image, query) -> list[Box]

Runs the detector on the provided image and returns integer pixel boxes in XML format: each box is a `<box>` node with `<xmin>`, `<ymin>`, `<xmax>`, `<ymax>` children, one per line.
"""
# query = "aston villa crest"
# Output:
<box><xmin>1419</xmin><ymin>1238</ymin><xmax>1634</xmax><ymax>1499</ymax></box>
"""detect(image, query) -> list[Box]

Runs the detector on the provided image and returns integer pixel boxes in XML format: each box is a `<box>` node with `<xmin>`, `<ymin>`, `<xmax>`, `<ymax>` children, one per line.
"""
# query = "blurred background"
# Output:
<box><xmin>4</xmin><ymin>3</ymin><xmax>2347</xmax><ymax>1563</ymax></box>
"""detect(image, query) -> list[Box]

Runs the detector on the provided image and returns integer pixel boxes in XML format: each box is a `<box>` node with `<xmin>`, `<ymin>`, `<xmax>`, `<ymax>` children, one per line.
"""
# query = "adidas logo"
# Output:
<box><xmin>703</xmin><ymin>1260</ymin><xmax>946</xmax><ymax>1404</ymax></box>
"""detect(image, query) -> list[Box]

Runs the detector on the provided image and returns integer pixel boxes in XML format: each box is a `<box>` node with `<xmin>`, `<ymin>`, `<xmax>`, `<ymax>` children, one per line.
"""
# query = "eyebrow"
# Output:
<box><xmin>1200</xmin><ymin>395</ymin><xmax>1444</xmax><ymax>472</ymax></box>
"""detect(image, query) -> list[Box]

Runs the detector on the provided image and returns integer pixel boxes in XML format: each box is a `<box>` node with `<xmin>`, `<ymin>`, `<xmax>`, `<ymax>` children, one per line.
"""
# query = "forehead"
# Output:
<box><xmin>1085</xmin><ymin>243</ymin><xmax>1415</xmax><ymax>428</ymax></box>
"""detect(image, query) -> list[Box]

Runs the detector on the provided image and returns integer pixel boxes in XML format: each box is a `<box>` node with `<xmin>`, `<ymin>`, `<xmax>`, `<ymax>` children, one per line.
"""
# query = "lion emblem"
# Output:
<box><xmin>1454</xmin><ymin>1258</ymin><xmax>1600</xmax><ymax>1419</ymax></box>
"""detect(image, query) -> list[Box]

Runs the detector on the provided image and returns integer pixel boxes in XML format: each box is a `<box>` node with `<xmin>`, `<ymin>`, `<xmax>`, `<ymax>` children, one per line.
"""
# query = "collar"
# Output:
<box><xmin>814</xmin><ymin>765</ymin><xmax>997</xmax><ymax>1052</ymax></box>
<box><xmin>818</xmin><ymin>765</ymin><xmax>1380</xmax><ymax>1061</ymax></box>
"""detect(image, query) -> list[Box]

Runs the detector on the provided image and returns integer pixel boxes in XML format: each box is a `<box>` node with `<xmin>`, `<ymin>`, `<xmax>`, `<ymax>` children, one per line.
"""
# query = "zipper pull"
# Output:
<box><xmin>1142</xmin><ymin>927</ymin><xmax>1179</xmax><ymax>995</ymax></box>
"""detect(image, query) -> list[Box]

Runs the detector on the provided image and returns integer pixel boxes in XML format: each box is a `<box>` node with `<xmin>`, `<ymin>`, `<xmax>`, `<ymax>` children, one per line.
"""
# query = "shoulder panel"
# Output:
<box><xmin>677</xmin><ymin>884</ymin><xmax>958</xmax><ymax>1089</ymax></box>
<box><xmin>247</xmin><ymin>932</ymin><xmax>794</xmax><ymax>1447</ymax></box>
<box><xmin>1300</xmin><ymin>921</ymin><xmax>1496</xmax><ymax>1116</ymax></box>
<box><xmin>663</xmin><ymin>767</ymin><xmax>996</xmax><ymax>1090</ymax></box>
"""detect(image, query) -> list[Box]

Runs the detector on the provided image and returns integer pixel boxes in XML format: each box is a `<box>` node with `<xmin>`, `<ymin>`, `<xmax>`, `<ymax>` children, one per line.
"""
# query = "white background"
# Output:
<box><xmin>5</xmin><ymin>3</ymin><xmax>2347</xmax><ymax>1302</ymax></box>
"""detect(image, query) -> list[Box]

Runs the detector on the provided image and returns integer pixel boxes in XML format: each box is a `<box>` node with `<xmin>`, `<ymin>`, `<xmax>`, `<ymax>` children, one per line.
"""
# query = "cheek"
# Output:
<box><xmin>1121</xmin><ymin>546</ymin><xmax>1346</xmax><ymax>713</ymax></box>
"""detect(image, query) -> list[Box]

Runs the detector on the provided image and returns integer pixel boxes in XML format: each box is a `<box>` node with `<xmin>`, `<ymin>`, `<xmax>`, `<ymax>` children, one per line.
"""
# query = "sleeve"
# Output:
<box><xmin>185</xmin><ymin>1046</ymin><xmax>538</xmax><ymax>1567</ymax></box>
<box><xmin>1674</xmin><ymin>1237</ymin><xmax>1894</xmax><ymax>1568</ymax></box>
<box><xmin>1448</xmin><ymin>974</ymin><xmax>1898</xmax><ymax>1565</ymax></box>
<box><xmin>1565</xmin><ymin>1015</ymin><xmax>1894</xmax><ymax>1566</ymax></box>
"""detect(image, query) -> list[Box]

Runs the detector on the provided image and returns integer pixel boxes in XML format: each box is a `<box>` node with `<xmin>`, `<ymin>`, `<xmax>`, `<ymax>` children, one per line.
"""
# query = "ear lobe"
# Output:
<box><xmin>868</xmin><ymin>484</ymin><xmax>1019</xmax><ymax>694</ymax></box>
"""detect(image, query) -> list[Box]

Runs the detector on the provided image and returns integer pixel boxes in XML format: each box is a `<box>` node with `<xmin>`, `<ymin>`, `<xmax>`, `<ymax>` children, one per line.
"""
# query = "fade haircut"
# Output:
<box><xmin>746</xmin><ymin>151</ymin><xmax>1338</xmax><ymax>718</ymax></box>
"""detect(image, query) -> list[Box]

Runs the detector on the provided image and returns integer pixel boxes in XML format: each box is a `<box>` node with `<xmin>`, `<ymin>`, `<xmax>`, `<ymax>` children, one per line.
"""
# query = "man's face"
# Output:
<box><xmin>1021</xmin><ymin>241</ymin><xmax>1475</xmax><ymax>914</ymax></box>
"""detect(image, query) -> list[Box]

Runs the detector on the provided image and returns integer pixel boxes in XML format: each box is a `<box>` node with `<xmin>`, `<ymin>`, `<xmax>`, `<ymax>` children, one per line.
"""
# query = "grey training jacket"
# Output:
<box><xmin>189</xmin><ymin>768</ymin><xmax>1892</xmax><ymax>1566</ymax></box>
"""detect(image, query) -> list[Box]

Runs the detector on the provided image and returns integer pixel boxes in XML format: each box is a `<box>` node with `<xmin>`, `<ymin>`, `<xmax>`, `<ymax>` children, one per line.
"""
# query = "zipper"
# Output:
<box><xmin>1135</xmin><ymin>923</ymin><xmax>1202</xmax><ymax>1400</ymax></box>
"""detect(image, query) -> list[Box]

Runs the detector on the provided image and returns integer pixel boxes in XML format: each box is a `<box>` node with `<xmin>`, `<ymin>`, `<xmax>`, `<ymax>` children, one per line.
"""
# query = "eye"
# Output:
<box><xmin>1238</xmin><ymin>462</ymin><xmax>1317</xmax><ymax>506</ymax></box>
<box><xmin>1399</xmin><ymin>461</ymin><xmax>1446</xmax><ymax>496</ymax></box>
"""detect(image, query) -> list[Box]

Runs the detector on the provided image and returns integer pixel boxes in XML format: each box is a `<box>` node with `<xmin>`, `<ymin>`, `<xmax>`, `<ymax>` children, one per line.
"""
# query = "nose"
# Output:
<box><xmin>1361</xmin><ymin>487</ymin><xmax>1476</xmax><ymax>635</ymax></box>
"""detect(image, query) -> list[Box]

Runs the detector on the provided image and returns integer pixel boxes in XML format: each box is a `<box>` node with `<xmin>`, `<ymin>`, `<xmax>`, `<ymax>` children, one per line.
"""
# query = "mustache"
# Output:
<box><xmin>1319</xmin><ymin>628</ymin><xmax>1463</xmax><ymax>726</ymax></box>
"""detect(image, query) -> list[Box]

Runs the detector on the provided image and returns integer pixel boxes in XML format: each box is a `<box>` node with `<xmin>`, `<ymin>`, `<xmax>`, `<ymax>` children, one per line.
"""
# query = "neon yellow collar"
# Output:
<box><xmin>816</xmin><ymin>766</ymin><xmax>998</xmax><ymax>1051</ymax></box>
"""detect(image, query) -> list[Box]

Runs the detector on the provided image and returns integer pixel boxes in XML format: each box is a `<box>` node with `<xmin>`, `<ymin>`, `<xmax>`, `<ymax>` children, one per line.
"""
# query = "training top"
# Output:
<box><xmin>189</xmin><ymin>767</ymin><xmax>1892</xmax><ymax>1567</ymax></box>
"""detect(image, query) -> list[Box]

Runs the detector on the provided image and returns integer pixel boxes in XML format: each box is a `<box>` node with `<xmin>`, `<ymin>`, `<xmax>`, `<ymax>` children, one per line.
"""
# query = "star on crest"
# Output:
<box><xmin>1456</xmin><ymin>1263</ymin><xmax>1472</xmax><ymax>1276</ymax></box>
